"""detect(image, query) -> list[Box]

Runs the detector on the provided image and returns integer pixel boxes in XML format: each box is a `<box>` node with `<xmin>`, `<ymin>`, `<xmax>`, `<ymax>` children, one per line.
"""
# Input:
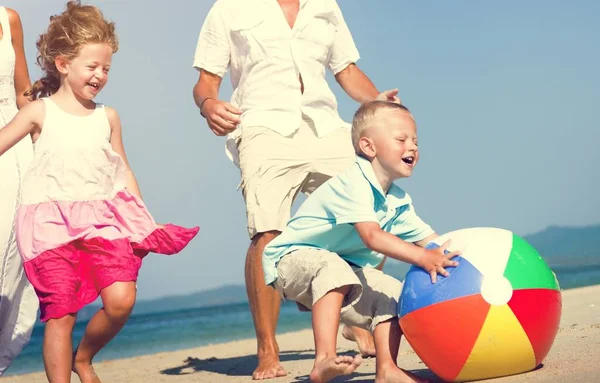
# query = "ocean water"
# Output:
<box><xmin>7</xmin><ymin>299</ymin><xmax>312</xmax><ymax>376</ymax></box>
<box><xmin>6</xmin><ymin>264</ymin><xmax>600</xmax><ymax>376</ymax></box>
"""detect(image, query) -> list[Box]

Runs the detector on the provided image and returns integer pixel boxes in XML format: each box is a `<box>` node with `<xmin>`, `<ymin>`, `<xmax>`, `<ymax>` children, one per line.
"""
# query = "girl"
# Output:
<box><xmin>0</xmin><ymin>5</ymin><xmax>38</xmax><ymax>376</ymax></box>
<box><xmin>0</xmin><ymin>2</ymin><xmax>199</xmax><ymax>382</ymax></box>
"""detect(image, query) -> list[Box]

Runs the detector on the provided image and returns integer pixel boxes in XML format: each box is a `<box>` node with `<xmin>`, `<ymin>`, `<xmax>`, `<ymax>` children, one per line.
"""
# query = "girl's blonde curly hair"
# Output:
<box><xmin>26</xmin><ymin>1</ymin><xmax>118</xmax><ymax>100</ymax></box>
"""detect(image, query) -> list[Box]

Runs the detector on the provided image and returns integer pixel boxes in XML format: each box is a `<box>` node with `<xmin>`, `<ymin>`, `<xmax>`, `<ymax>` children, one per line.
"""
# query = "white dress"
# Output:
<box><xmin>16</xmin><ymin>98</ymin><xmax>198</xmax><ymax>323</ymax></box>
<box><xmin>0</xmin><ymin>6</ymin><xmax>38</xmax><ymax>375</ymax></box>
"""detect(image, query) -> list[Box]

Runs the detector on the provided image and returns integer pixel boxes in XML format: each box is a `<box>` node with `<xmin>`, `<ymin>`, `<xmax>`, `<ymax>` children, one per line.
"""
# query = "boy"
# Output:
<box><xmin>263</xmin><ymin>101</ymin><xmax>459</xmax><ymax>383</ymax></box>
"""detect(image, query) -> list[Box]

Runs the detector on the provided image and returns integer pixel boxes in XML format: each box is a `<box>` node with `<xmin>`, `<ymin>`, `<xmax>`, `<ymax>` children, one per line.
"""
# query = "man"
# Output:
<box><xmin>193</xmin><ymin>0</ymin><xmax>399</xmax><ymax>379</ymax></box>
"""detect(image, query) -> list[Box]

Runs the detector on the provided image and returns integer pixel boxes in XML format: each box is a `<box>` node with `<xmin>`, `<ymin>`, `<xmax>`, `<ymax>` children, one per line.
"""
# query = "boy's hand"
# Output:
<box><xmin>417</xmin><ymin>240</ymin><xmax>461</xmax><ymax>283</ymax></box>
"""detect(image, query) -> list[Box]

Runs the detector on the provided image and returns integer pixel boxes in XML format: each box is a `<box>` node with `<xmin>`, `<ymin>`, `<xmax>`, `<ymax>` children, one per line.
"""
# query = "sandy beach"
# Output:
<box><xmin>5</xmin><ymin>285</ymin><xmax>599</xmax><ymax>383</ymax></box>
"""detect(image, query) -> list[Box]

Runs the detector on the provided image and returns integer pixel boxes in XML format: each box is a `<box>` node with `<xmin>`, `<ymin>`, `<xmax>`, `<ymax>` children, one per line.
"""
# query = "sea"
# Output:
<box><xmin>6</xmin><ymin>264</ymin><xmax>600</xmax><ymax>376</ymax></box>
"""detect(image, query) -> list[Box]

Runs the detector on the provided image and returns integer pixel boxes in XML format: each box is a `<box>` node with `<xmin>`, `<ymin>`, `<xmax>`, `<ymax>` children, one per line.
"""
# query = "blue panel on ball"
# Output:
<box><xmin>398</xmin><ymin>242</ymin><xmax>484</xmax><ymax>318</ymax></box>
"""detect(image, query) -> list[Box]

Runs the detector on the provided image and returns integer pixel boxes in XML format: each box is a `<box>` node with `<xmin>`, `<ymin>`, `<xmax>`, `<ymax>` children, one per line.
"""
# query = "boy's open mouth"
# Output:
<box><xmin>402</xmin><ymin>156</ymin><xmax>414</xmax><ymax>165</ymax></box>
<box><xmin>87</xmin><ymin>82</ymin><xmax>100</xmax><ymax>89</ymax></box>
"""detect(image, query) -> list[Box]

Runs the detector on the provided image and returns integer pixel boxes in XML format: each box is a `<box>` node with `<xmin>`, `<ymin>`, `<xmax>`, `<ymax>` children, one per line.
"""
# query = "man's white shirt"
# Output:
<box><xmin>193</xmin><ymin>0</ymin><xmax>360</xmax><ymax>165</ymax></box>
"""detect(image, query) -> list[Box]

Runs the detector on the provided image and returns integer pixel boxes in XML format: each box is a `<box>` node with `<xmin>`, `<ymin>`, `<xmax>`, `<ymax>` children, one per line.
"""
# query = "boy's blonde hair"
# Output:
<box><xmin>351</xmin><ymin>101</ymin><xmax>411</xmax><ymax>154</ymax></box>
<box><xmin>26</xmin><ymin>1</ymin><xmax>118</xmax><ymax>100</ymax></box>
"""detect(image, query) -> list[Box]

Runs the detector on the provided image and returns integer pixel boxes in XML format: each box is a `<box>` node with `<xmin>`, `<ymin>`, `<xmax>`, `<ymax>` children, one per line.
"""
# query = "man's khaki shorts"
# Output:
<box><xmin>236</xmin><ymin>118</ymin><xmax>354</xmax><ymax>239</ymax></box>
<box><xmin>274</xmin><ymin>248</ymin><xmax>403</xmax><ymax>332</ymax></box>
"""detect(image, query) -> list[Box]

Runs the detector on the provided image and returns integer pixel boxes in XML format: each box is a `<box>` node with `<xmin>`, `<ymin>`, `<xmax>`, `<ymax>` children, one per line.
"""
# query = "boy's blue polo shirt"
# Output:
<box><xmin>263</xmin><ymin>156</ymin><xmax>434</xmax><ymax>285</ymax></box>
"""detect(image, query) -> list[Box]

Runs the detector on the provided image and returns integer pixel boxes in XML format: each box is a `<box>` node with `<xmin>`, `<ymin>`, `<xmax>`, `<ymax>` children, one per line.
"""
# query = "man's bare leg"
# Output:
<box><xmin>246</xmin><ymin>231</ymin><xmax>287</xmax><ymax>380</ymax></box>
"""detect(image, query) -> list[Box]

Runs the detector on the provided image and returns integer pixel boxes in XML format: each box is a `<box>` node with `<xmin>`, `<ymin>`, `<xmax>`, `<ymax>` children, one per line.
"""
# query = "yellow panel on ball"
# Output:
<box><xmin>456</xmin><ymin>304</ymin><xmax>536</xmax><ymax>381</ymax></box>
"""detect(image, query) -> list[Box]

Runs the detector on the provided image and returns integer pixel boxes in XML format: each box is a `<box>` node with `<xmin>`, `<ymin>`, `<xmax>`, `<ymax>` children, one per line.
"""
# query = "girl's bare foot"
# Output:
<box><xmin>342</xmin><ymin>325</ymin><xmax>377</xmax><ymax>357</ymax></box>
<box><xmin>72</xmin><ymin>352</ymin><xmax>102</xmax><ymax>383</ymax></box>
<box><xmin>375</xmin><ymin>365</ymin><xmax>430</xmax><ymax>383</ymax></box>
<box><xmin>309</xmin><ymin>354</ymin><xmax>362</xmax><ymax>383</ymax></box>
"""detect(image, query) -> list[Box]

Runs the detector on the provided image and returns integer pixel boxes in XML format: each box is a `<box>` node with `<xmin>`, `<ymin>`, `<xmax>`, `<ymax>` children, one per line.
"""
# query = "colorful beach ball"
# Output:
<box><xmin>398</xmin><ymin>228</ymin><xmax>562</xmax><ymax>382</ymax></box>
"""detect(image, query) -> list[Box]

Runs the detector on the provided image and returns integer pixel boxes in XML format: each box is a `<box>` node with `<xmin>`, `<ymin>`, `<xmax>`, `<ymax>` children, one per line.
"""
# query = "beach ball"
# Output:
<box><xmin>398</xmin><ymin>228</ymin><xmax>562</xmax><ymax>382</ymax></box>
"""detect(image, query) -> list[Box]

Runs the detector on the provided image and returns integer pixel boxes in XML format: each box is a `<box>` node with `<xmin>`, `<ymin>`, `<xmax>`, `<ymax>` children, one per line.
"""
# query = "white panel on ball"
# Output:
<box><xmin>431</xmin><ymin>227</ymin><xmax>513</xmax><ymax>277</ymax></box>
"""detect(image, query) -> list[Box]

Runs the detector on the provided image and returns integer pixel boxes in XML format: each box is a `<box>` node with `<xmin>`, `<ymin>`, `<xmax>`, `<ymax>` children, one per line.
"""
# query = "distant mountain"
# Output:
<box><xmin>133</xmin><ymin>284</ymin><xmax>248</xmax><ymax>313</ymax></box>
<box><xmin>77</xmin><ymin>223</ymin><xmax>600</xmax><ymax>321</ymax></box>
<box><xmin>76</xmin><ymin>284</ymin><xmax>249</xmax><ymax>322</ymax></box>
<box><xmin>522</xmin><ymin>224</ymin><xmax>600</xmax><ymax>264</ymax></box>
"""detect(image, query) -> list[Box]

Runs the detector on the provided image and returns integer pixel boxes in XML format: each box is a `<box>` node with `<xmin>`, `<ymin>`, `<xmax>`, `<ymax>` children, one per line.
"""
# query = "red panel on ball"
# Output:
<box><xmin>400</xmin><ymin>294</ymin><xmax>491</xmax><ymax>381</ymax></box>
<box><xmin>508</xmin><ymin>288</ymin><xmax>562</xmax><ymax>366</ymax></box>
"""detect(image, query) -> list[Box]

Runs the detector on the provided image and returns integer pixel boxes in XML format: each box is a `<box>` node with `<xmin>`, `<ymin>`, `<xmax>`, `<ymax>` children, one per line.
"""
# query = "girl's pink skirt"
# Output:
<box><xmin>17</xmin><ymin>189</ymin><xmax>199</xmax><ymax>322</ymax></box>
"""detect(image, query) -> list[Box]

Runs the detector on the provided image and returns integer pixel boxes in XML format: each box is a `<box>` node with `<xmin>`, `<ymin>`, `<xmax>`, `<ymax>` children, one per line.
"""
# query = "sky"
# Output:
<box><xmin>4</xmin><ymin>0</ymin><xmax>599</xmax><ymax>300</ymax></box>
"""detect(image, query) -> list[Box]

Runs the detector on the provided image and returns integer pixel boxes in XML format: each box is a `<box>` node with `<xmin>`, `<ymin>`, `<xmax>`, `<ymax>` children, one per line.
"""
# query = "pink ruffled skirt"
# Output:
<box><xmin>16</xmin><ymin>189</ymin><xmax>199</xmax><ymax>321</ymax></box>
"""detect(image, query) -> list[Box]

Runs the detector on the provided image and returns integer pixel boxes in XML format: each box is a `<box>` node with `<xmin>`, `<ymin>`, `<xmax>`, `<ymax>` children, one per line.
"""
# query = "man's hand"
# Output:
<box><xmin>201</xmin><ymin>99</ymin><xmax>242</xmax><ymax>136</ymax></box>
<box><xmin>375</xmin><ymin>88</ymin><xmax>401</xmax><ymax>104</ymax></box>
<box><xmin>417</xmin><ymin>240</ymin><xmax>461</xmax><ymax>283</ymax></box>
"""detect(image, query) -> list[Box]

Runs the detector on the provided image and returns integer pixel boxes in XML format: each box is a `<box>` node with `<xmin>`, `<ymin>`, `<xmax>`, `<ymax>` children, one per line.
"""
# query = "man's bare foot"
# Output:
<box><xmin>72</xmin><ymin>357</ymin><xmax>102</xmax><ymax>383</ymax></box>
<box><xmin>342</xmin><ymin>325</ymin><xmax>377</xmax><ymax>357</ymax></box>
<box><xmin>252</xmin><ymin>354</ymin><xmax>287</xmax><ymax>380</ymax></box>
<box><xmin>309</xmin><ymin>354</ymin><xmax>362</xmax><ymax>383</ymax></box>
<box><xmin>375</xmin><ymin>365</ymin><xmax>430</xmax><ymax>383</ymax></box>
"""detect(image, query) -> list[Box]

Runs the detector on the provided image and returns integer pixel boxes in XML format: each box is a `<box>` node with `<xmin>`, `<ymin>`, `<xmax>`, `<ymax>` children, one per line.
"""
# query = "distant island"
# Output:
<box><xmin>76</xmin><ymin>223</ymin><xmax>600</xmax><ymax>321</ymax></box>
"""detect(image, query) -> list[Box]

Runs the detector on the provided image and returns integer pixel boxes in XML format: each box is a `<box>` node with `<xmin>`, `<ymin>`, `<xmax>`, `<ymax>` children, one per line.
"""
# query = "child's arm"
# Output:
<box><xmin>354</xmin><ymin>222</ymin><xmax>459</xmax><ymax>283</ymax></box>
<box><xmin>375</xmin><ymin>234</ymin><xmax>439</xmax><ymax>270</ymax></box>
<box><xmin>0</xmin><ymin>101</ymin><xmax>42</xmax><ymax>156</ymax></box>
<box><xmin>106</xmin><ymin>107</ymin><xmax>143</xmax><ymax>199</ymax></box>
<box><xmin>414</xmin><ymin>233</ymin><xmax>439</xmax><ymax>247</ymax></box>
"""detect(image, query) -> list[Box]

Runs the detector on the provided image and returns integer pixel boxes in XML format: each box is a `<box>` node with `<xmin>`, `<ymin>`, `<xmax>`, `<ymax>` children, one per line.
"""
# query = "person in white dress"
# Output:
<box><xmin>0</xmin><ymin>5</ymin><xmax>38</xmax><ymax>376</ymax></box>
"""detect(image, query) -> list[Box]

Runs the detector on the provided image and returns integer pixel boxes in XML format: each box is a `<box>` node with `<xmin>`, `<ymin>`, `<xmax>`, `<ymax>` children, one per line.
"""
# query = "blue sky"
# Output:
<box><xmin>5</xmin><ymin>0</ymin><xmax>599</xmax><ymax>299</ymax></box>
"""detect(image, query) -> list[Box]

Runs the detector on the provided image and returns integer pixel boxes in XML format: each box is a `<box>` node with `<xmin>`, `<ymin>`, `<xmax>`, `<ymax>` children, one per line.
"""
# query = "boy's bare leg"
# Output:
<box><xmin>342</xmin><ymin>325</ymin><xmax>377</xmax><ymax>357</ymax></box>
<box><xmin>373</xmin><ymin>319</ymin><xmax>430</xmax><ymax>383</ymax></box>
<box><xmin>342</xmin><ymin>258</ymin><xmax>387</xmax><ymax>357</ymax></box>
<box><xmin>310</xmin><ymin>286</ymin><xmax>362</xmax><ymax>383</ymax></box>
<box><xmin>246</xmin><ymin>231</ymin><xmax>286</xmax><ymax>380</ymax></box>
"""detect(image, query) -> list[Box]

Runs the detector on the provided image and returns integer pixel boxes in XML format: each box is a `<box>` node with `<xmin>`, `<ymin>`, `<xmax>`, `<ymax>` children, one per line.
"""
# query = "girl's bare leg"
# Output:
<box><xmin>72</xmin><ymin>281</ymin><xmax>136</xmax><ymax>383</ymax></box>
<box><xmin>43</xmin><ymin>314</ymin><xmax>77</xmax><ymax>383</ymax></box>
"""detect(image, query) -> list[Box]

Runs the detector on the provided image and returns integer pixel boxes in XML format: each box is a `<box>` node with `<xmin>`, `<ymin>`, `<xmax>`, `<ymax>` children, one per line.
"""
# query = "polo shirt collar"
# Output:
<box><xmin>355</xmin><ymin>156</ymin><xmax>412</xmax><ymax>209</ymax></box>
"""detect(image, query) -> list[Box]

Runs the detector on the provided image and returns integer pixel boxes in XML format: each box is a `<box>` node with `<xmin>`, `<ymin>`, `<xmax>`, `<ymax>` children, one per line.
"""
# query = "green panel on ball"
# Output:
<box><xmin>503</xmin><ymin>234</ymin><xmax>560</xmax><ymax>291</ymax></box>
